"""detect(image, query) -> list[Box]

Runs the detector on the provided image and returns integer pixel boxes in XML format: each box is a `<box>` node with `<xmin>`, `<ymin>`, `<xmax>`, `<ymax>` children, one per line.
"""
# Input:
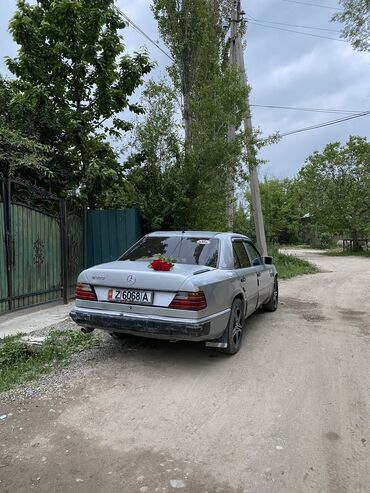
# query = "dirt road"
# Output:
<box><xmin>1</xmin><ymin>251</ymin><xmax>369</xmax><ymax>493</ymax></box>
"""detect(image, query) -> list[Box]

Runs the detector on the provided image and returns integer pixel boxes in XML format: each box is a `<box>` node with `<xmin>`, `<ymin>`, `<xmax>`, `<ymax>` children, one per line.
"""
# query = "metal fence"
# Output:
<box><xmin>0</xmin><ymin>174</ymin><xmax>85</xmax><ymax>314</ymax></box>
<box><xmin>86</xmin><ymin>209</ymin><xmax>142</xmax><ymax>267</ymax></box>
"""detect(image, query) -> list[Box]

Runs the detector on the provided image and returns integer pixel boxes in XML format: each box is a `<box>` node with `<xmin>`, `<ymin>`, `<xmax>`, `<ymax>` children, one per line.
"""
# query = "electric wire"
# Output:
<box><xmin>247</xmin><ymin>15</ymin><xmax>341</xmax><ymax>33</ymax></box>
<box><xmin>250</xmin><ymin>104</ymin><xmax>361</xmax><ymax>115</ymax></box>
<box><xmin>117</xmin><ymin>8</ymin><xmax>175</xmax><ymax>62</ymax></box>
<box><xmin>277</xmin><ymin>111</ymin><xmax>370</xmax><ymax>138</ymax></box>
<box><xmin>116</xmin><ymin>8</ymin><xmax>368</xmax><ymax>140</ymax></box>
<box><xmin>248</xmin><ymin>20</ymin><xmax>345</xmax><ymax>42</ymax></box>
<box><xmin>281</xmin><ymin>0</ymin><xmax>342</xmax><ymax>10</ymax></box>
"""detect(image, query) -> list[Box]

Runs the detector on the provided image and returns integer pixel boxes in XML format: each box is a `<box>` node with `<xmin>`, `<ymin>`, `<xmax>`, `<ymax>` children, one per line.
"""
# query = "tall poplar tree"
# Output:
<box><xmin>152</xmin><ymin>0</ymin><xmax>248</xmax><ymax>230</ymax></box>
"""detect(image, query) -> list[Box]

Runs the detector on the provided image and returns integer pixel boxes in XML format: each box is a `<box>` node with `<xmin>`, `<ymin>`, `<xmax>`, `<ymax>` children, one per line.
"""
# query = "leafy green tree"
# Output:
<box><xmin>233</xmin><ymin>203</ymin><xmax>252</xmax><ymax>237</ymax></box>
<box><xmin>7</xmin><ymin>0</ymin><xmax>152</xmax><ymax>205</ymax></box>
<box><xmin>126</xmin><ymin>79</ymin><xmax>184</xmax><ymax>230</ymax></box>
<box><xmin>152</xmin><ymin>0</ymin><xmax>248</xmax><ymax>230</ymax></box>
<box><xmin>243</xmin><ymin>178</ymin><xmax>303</xmax><ymax>245</ymax></box>
<box><xmin>258</xmin><ymin>178</ymin><xmax>303</xmax><ymax>244</ymax></box>
<box><xmin>0</xmin><ymin>126</ymin><xmax>50</xmax><ymax>180</ymax></box>
<box><xmin>332</xmin><ymin>0</ymin><xmax>370</xmax><ymax>52</ymax></box>
<box><xmin>297</xmin><ymin>136</ymin><xmax>370</xmax><ymax>249</ymax></box>
<box><xmin>0</xmin><ymin>76</ymin><xmax>50</xmax><ymax>180</ymax></box>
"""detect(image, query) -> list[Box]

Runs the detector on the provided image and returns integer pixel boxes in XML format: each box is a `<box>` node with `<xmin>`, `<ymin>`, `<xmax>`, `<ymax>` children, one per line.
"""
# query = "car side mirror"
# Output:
<box><xmin>263</xmin><ymin>256</ymin><xmax>273</xmax><ymax>265</ymax></box>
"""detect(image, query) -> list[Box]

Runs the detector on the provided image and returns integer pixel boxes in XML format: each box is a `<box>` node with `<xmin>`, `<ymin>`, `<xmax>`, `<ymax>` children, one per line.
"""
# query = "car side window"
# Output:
<box><xmin>232</xmin><ymin>241</ymin><xmax>251</xmax><ymax>269</ymax></box>
<box><xmin>244</xmin><ymin>242</ymin><xmax>262</xmax><ymax>266</ymax></box>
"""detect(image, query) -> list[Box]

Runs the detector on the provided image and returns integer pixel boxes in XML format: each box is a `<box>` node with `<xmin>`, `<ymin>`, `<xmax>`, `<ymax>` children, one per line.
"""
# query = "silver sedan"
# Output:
<box><xmin>70</xmin><ymin>231</ymin><xmax>278</xmax><ymax>354</ymax></box>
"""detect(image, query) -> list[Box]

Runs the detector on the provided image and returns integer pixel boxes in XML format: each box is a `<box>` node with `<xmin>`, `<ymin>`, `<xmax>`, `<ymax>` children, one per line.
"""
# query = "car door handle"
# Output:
<box><xmin>240</xmin><ymin>277</ymin><xmax>246</xmax><ymax>282</ymax></box>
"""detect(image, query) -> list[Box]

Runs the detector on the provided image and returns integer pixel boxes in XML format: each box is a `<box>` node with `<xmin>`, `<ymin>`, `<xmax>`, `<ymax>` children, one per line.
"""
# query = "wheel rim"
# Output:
<box><xmin>273</xmin><ymin>280</ymin><xmax>278</xmax><ymax>308</ymax></box>
<box><xmin>232</xmin><ymin>305</ymin><xmax>243</xmax><ymax>346</ymax></box>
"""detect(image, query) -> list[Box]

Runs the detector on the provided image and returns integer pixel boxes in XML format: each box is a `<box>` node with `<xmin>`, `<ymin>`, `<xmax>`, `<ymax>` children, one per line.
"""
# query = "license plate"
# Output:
<box><xmin>108</xmin><ymin>288</ymin><xmax>153</xmax><ymax>305</ymax></box>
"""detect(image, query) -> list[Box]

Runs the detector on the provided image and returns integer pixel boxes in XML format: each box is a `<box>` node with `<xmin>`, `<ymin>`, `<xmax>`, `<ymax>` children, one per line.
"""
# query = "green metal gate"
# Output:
<box><xmin>11</xmin><ymin>202</ymin><xmax>62</xmax><ymax>310</ymax></box>
<box><xmin>0</xmin><ymin>175</ymin><xmax>85</xmax><ymax>314</ymax></box>
<box><xmin>0</xmin><ymin>175</ymin><xmax>141</xmax><ymax>315</ymax></box>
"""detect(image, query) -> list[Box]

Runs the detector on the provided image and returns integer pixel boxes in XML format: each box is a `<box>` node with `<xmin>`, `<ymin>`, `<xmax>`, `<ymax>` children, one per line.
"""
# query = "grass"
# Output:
<box><xmin>321</xmin><ymin>249</ymin><xmax>370</xmax><ymax>258</ymax></box>
<box><xmin>0</xmin><ymin>330</ymin><xmax>99</xmax><ymax>393</ymax></box>
<box><xmin>269</xmin><ymin>244</ymin><xmax>319</xmax><ymax>279</ymax></box>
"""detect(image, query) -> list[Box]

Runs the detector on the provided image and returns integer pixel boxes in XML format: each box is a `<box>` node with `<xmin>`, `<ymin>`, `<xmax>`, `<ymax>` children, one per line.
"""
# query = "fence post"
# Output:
<box><xmin>83</xmin><ymin>204</ymin><xmax>87</xmax><ymax>269</ymax></box>
<box><xmin>4</xmin><ymin>177</ymin><xmax>13</xmax><ymax>311</ymax></box>
<box><xmin>60</xmin><ymin>199</ymin><xmax>68</xmax><ymax>305</ymax></box>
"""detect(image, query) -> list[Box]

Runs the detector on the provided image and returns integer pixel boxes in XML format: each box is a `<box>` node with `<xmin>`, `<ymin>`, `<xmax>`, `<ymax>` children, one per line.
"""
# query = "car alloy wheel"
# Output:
<box><xmin>218</xmin><ymin>298</ymin><xmax>244</xmax><ymax>355</ymax></box>
<box><xmin>232</xmin><ymin>305</ymin><xmax>243</xmax><ymax>347</ymax></box>
<box><xmin>273</xmin><ymin>278</ymin><xmax>278</xmax><ymax>309</ymax></box>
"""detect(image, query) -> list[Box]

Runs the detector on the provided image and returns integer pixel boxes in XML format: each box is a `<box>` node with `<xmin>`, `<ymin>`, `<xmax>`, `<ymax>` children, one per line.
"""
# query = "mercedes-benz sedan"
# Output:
<box><xmin>70</xmin><ymin>231</ymin><xmax>278</xmax><ymax>354</ymax></box>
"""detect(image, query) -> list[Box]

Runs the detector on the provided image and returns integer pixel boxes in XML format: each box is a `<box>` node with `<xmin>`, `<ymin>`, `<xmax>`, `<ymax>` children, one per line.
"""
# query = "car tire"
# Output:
<box><xmin>263</xmin><ymin>276</ymin><xmax>278</xmax><ymax>312</ymax></box>
<box><xmin>218</xmin><ymin>298</ymin><xmax>244</xmax><ymax>355</ymax></box>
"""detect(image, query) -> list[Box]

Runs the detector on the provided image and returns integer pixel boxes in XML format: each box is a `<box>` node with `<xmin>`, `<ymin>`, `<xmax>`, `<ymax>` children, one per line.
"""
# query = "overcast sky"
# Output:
<box><xmin>1</xmin><ymin>0</ymin><xmax>369</xmax><ymax>178</ymax></box>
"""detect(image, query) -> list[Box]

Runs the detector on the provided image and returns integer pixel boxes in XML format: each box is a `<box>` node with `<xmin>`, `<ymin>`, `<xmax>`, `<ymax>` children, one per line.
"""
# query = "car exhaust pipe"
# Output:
<box><xmin>81</xmin><ymin>327</ymin><xmax>95</xmax><ymax>334</ymax></box>
<box><xmin>169</xmin><ymin>339</ymin><xmax>178</xmax><ymax>343</ymax></box>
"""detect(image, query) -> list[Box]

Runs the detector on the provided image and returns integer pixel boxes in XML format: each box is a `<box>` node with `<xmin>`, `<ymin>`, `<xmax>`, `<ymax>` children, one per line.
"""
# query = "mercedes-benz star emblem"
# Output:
<box><xmin>127</xmin><ymin>274</ymin><xmax>136</xmax><ymax>285</ymax></box>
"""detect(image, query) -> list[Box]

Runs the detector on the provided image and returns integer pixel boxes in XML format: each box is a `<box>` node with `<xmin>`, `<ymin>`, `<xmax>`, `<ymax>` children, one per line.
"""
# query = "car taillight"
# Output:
<box><xmin>75</xmin><ymin>283</ymin><xmax>97</xmax><ymax>301</ymax></box>
<box><xmin>169</xmin><ymin>291</ymin><xmax>207</xmax><ymax>310</ymax></box>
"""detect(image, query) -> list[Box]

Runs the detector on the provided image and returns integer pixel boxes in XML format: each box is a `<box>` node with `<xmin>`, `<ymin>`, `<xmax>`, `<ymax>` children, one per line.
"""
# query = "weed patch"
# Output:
<box><xmin>0</xmin><ymin>330</ymin><xmax>99</xmax><ymax>393</ymax></box>
<box><xmin>269</xmin><ymin>245</ymin><xmax>319</xmax><ymax>279</ymax></box>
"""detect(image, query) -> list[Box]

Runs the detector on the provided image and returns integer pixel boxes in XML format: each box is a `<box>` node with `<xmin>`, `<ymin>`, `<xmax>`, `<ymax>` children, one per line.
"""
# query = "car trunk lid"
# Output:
<box><xmin>84</xmin><ymin>260</ymin><xmax>212</xmax><ymax>292</ymax></box>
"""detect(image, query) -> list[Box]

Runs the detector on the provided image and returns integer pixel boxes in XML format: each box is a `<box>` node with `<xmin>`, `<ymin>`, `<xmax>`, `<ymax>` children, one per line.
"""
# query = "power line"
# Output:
<box><xmin>247</xmin><ymin>15</ymin><xmax>341</xmax><ymax>33</ymax></box>
<box><xmin>117</xmin><ymin>8</ymin><xmax>175</xmax><ymax>63</ymax></box>
<box><xmin>249</xmin><ymin>20</ymin><xmax>345</xmax><ymax>42</ymax></box>
<box><xmin>250</xmin><ymin>104</ymin><xmax>362</xmax><ymax>115</ymax></box>
<box><xmin>116</xmin><ymin>7</ymin><xmax>367</xmax><ymax>140</ymax></box>
<box><xmin>281</xmin><ymin>0</ymin><xmax>342</xmax><ymax>10</ymax></box>
<box><xmin>278</xmin><ymin>111</ymin><xmax>370</xmax><ymax>138</ymax></box>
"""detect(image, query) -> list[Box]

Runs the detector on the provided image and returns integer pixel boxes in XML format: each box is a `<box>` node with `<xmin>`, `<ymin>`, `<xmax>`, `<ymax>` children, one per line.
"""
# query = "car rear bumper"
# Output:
<box><xmin>70</xmin><ymin>307</ymin><xmax>230</xmax><ymax>341</ymax></box>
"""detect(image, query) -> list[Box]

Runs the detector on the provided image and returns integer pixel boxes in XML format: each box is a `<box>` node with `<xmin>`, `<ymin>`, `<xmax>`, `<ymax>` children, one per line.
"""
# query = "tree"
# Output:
<box><xmin>332</xmin><ymin>0</ymin><xmax>370</xmax><ymax>52</ymax></box>
<box><xmin>257</xmin><ymin>178</ymin><xmax>302</xmax><ymax>244</ymax></box>
<box><xmin>0</xmin><ymin>76</ymin><xmax>50</xmax><ymax>180</ymax></box>
<box><xmin>233</xmin><ymin>203</ymin><xmax>252</xmax><ymax>237</ymax></box>
<box><xmin>125</xmin><ymin>79</ymin><xmax>184</xmax><ymax>230</ymax></box>
<box><xmin>297</xmin><ymin>136</ymin><xmax>370</xmax><ymax>249</ymax></box>
<box><xmin>0</xmin><ymin>126</ymin><xmax>50</xmax><ymax>180</ymax></box>
<box><xmin>7</xmin><ymin>0</ymin><xmax>152</xmax><ymax>205</ymax></box>
<box><xmin>152</xmin><ymin>0</ymin><xmax>248</xmax><ymax>230</ymax></box>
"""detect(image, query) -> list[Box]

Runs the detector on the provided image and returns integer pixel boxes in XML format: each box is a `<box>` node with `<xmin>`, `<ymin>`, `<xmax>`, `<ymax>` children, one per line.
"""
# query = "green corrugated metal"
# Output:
<box><xmin>0</xmin><ymin>202</ymin><xmax>8</xmax><ymax>314</ymax></box>
<box><xmin>11</xmin><ymin>204</ymin><xmax>61</xmax><ymax>309</ymax></box>
<box><xmin>87</xmin><ymin>209</ymin><xmax>142</xmax><ymax>267</ymax></box>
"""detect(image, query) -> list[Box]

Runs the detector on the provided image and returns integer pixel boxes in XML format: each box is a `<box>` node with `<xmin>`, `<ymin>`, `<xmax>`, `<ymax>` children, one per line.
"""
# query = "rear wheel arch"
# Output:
<box><xmin>233</xmin><ymin>293</ymin><xmax>246</xmax><ymax>318</ymax></box>
<box><xmin>263</xmin><ymin>276</ymin><xmax>278</xmax><ymax>312</ymax></box>
<box><xmin>218</xmin><ymin>297</ymin><xmax>245</xmax><ymax>355</ymax></box>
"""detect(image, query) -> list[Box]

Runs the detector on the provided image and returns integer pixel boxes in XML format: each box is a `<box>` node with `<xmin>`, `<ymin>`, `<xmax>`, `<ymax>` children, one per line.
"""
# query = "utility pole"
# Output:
<box><xmin>228</xmin><ymin>0</ymin><xmax>268</xmax><ymax>256</ymax></box>
<box><xmin>226</xmin><ymin>5</ymin><xmax>238</xmax><ymax>229</ymax></box>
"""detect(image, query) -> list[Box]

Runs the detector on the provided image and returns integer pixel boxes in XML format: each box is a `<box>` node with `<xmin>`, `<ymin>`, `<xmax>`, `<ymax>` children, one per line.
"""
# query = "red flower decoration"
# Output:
<box><xmin>149</xmin><ymin>257</ymin><xmax>175</xmax><ymax>271</ymax></box>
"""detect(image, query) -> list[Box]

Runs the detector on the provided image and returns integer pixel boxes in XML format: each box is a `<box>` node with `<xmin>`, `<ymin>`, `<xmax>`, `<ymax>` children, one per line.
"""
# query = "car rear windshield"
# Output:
<box><xmin>120</xmin><ymin>236</ymin><xmax>219</xmax><ymax>268</ymax></box>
